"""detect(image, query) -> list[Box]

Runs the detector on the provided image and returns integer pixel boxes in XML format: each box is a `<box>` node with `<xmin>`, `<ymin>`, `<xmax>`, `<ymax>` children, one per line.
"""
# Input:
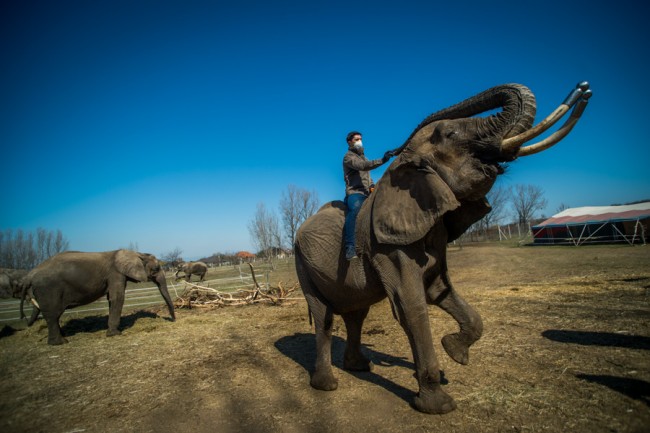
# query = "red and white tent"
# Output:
<box><xmin>532</xmin><ymin>202</ymin><xmax>650</xmax><ymax>246</ymax></box>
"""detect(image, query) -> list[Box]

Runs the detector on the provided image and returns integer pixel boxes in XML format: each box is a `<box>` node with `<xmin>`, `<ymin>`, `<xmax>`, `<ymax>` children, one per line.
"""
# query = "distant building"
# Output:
<box><xmin>532</xmin><ymin>202</ymin><xmax>650</xmax><ymax>246</ymax></box>
<box><xmin>236</xmin><ymin>251</ymin><xmax>256</xmax><ymax>262</ymax></box>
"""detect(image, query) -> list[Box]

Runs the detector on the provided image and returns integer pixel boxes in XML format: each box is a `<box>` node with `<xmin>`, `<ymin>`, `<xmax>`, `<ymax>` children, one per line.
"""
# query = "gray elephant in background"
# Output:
<box><xmin>0</xmin><ymin>269</ymin><xmax>29</xmax><ymax>298</ymax></box>
<box><xmin>295</xmin><ymin>82</ymin><xmax>591</xmax><ymax>414</ymax></box>
<box><xmin>20</xmin><ymin>249</ymin><xmax>176</xmax><ymax>345</ymax></box>
<box><xmin>175</xmin><ymin>261</ymin><xmax>208</xmax><ymax>282</ymax></box>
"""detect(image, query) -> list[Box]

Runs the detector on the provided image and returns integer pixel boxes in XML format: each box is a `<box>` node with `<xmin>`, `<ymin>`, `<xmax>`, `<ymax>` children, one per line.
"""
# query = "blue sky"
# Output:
<box><xmin>2</xmin><ymin>0</ymin><xmax>649</xmax><ymax>259</ymax></box>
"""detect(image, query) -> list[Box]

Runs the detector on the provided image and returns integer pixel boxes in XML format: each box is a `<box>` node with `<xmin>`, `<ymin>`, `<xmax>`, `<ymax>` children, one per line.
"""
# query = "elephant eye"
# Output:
<box><xmin>446</xmin><ymin>130</ymin><xmax>457</xmax><ymax>139</ymax></box>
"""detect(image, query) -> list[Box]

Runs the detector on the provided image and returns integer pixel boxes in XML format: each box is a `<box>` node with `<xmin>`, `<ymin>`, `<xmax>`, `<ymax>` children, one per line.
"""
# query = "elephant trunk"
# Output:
<box><xmin>394</xmin><ymin>82</ymin><xmax>592</xmax><ymax>161</ymax></box>
<box><xmin>502</xmin><ymin>82</ymin><xmax>592</xmax><ymax>158</ymax></box>
<box><xmin>393</xmin><ymin>84</ymin><xmax>537</xmax><ymax>159</ymax></box>
<box><xmin>153</xmin><ymin>272</ymin><xmax>176</xmax><ymax>321</ymax></box>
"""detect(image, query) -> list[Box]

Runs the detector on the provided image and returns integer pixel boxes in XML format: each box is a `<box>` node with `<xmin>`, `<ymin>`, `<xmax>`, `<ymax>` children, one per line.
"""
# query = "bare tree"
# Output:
<box><xmin>476</xmin><ymin>186</ymin><xmax>509</xmax><ymax>235</ymax></box>
<box><xmin>248</xmin><ymin>202</ymin><xmax>282</xmax><ymax>268</ymax></box>
<box><xmin>160</xmin><ymin>247</ymin><xmax>184</xmax><ymax>269</ymax></box>
<box><xmin>279</xmin><ymin>185</ymin><xmax>320</xmax><ymax>250</ymax></box>
<box><xmin>556</xmin><ymin>203</ymin><xmax>570</xmax><ymax>214</ymax></box>
<box><xmin>0</xmin><ymin>228</ymin><xmax>69</xmax><ymax>269</ymax></box>
<box><xmin>510</xmin><ymin>184</ymin><xmax>548</xmax><ymax>226</ymax></box>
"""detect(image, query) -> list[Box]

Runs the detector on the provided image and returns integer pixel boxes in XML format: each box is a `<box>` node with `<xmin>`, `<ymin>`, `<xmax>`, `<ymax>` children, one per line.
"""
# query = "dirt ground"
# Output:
<box><xmin>1</xmin><ymin>244</ymin><xmax>648</xmax><ymax>433</ymax></box>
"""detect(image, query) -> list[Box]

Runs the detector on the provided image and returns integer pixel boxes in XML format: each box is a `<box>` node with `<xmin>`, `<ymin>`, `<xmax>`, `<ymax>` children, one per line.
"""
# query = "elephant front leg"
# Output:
<box><xmin>396</xmin><ymin>297</ymin><xmax>456</xmax><ymax>414</ymax></box>
<box><xmin>106</xmin><ymin>281</ymin><xmax>126</xmax><ymax>337</ymax></box>
<box><xmin>380</xmin><ymin>254</ymin><xmax>456</xmax><ymax>414</ymax></box>
<box><xmin>433</xmin><ymin>275</ymin><xmax>483</xmax><ymax>365</ymax></box>
<box><xmin>342</xmin><ymin>307</ymin><xmax>373</xmax><ymax>372</ymax></box>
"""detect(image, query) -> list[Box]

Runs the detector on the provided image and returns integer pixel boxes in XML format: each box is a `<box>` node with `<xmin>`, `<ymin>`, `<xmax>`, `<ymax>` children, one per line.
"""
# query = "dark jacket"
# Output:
<box><xmin>343</xmin><ymin>147</ymin><xmax>385</xmax><ymax>196</ymax></box>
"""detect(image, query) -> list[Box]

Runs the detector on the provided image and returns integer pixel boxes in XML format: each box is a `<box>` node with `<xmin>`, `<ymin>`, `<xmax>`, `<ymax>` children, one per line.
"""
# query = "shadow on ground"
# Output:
<box><xmin>275</xmin><ymin>332</ymin><xmax>451</xmax><ymax>405</ymax></box>
<box><xmin>542</xmin><ymin>330</ymin><xmax>650</xmax><ymax>350</ymax></box>
<box><xmin>544</xmin><ymin>329</ymin><xmax>650</xmax><ymax>406</ymax></box>
<box><xmin>576</xmin><ymin>374</ymin><xmax>650</xmax><ymax>406</ymax></box>
<box><xmin>61</xmin><ymin>310</ymin><xmax>161</xmax><ymax>336</ymax></box>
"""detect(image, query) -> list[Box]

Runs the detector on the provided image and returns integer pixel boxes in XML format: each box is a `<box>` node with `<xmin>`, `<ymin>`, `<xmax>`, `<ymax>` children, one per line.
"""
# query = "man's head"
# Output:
<box><xmin>346</xmin><ymin>131</ymin><xmax>362</xmax><ymax>148</ymax></box>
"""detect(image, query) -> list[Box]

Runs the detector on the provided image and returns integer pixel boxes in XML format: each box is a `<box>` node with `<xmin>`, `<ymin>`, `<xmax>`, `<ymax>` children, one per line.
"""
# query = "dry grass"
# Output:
<box><xmin>1</xmin><ymin>244</ymin><xmax>648</xmax><ymax>433</ymax></box>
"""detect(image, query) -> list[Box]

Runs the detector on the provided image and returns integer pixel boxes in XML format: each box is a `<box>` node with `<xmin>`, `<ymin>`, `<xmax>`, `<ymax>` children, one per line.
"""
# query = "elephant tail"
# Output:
<box><xmin>294</xmin><ymin>242</ymin><xmax>314</xmax><ymax>327</ymax></box>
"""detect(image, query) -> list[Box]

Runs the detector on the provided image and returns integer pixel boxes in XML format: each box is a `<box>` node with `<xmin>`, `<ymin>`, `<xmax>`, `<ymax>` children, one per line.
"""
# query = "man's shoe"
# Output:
<box><xmin>345</xmin><ymin>245</ymin><xmax>358</xmax><ymax>261</ymax></box>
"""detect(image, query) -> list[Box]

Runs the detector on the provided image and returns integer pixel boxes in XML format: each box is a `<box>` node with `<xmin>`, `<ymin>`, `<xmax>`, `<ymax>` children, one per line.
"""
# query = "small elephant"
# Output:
<box><xmin>20</xmin><ymin>249</ymin><xmax>176</xmax><ymax>345</ymax></box>
<box><xmin>0</xmin><ymin>269</ymin><xmax>29</xmax><ymax>299</ymax></box>
<box><xmin>295</xmin><ymin>82</ymin><xmax>591</xmax><ymax>414</ymax></box>
<box><xmin>175</xmin><ymin>261</ymin><xmax>208</xmax><ymax>282</ymax></box>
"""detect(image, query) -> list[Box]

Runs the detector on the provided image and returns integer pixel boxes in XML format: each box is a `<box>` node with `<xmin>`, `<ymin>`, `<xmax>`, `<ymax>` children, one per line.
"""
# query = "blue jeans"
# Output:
<box><xmin>344</xmin><ymin>193</ymin><xmax>366</xmax><ymax>248</ymax></box>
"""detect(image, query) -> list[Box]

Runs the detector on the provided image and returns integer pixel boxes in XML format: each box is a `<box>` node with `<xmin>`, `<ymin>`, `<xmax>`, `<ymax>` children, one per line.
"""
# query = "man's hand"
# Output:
<box><xmin>382</xmin><ymin>151</ymin><xmax>394</xmax><ymax>163</ymax></box>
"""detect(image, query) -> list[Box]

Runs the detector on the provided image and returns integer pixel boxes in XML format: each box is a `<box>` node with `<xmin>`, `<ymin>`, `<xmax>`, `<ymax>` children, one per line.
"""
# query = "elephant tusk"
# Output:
<box><xmin>501</xmin><ymin>81</ymin><xmax>589</xmax><ymax>153</ymax></box>
<box><xmin>30</xmin><ymin>297</ymin><xmax>40</xmax><ymax>309</ymax></box>
<box><xmin>516</xmin><ymin>90</ymin><xmax>592</xmax><ymax>157</ymax></box>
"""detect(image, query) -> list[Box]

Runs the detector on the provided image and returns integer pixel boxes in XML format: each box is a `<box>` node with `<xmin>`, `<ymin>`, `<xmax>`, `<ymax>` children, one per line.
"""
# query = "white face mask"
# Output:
<box><xmin>353</xmin><ymin>140</ymin><xmax>363</xmax><ymax>149</ymax></box>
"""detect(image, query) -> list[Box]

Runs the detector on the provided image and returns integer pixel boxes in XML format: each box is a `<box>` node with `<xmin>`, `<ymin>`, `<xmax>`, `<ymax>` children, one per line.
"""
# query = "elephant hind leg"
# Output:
<box><xmin>310</xmin><ymin>306</ymin><xmax>338</xmax><ymax>391</ymax></box>
<box><xmin>342</xmin><ymin>308</ymin><xmax>373</xmax><ymax>372</ymax></box>
<box><xmin>296</xmin><ymin>255</ymin><xmax>338</xmax><ymax>391</ymax></box>
<box><xmin>43</xmin><ymin>310</ymin><xmax>67</xmax><ymax>345</ymax></box>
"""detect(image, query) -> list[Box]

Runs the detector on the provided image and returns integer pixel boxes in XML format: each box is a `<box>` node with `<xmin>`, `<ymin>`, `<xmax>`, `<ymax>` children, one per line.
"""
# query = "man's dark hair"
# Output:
<box><xmin>346</xmin><ymin>131</ymin><xmax>362</xmax><ymax>143</ymax></box>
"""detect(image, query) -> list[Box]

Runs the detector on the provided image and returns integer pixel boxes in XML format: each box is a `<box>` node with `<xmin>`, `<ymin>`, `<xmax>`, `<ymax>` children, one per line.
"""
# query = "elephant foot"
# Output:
<box><xmin>48</xmin><ymin>336</ymin><xmax>68</xmax><ymax>345</ymax></box>
<box><xmin>310</xmin><ymin>370</ymin><xmax>339</xmax><ymax>391</ymax></box>
<box><xmin>106</xmin><ymin>329</ymin><xmax>122</xmax><ymax>337</ymax></box>
<box><xmin>413</xmin><ymin>388</ymin><xmax>457</xmax><ymax>415</ymax></box>
<box><xmin>344</xmin><ymin>353</ymin><xmax>373</xmax><ymax>372</ymax></box>
<box><xmin>442</xmin><ymin>333</ymin><xmax>470</xmax><ymax>365</ymax></box>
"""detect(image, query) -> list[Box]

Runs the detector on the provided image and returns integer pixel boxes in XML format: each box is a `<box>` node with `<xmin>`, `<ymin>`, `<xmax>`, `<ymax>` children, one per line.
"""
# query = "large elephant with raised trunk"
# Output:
<box><xmin>295</xmin><ymin>82</ymin><xmax>592</xmax><ymax>414</ymax></box>
<box><xmin>20</xmin><ymin>249</ymin><xmax>176</xmax><ymax>345</ymax></box>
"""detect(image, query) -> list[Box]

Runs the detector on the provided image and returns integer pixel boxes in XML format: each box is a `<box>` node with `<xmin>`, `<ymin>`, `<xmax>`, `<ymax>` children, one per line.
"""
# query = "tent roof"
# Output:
<box><xmin>533</xmin><ymin>202</ymin><xmax>650</xmax><ymax>227</ymax></box>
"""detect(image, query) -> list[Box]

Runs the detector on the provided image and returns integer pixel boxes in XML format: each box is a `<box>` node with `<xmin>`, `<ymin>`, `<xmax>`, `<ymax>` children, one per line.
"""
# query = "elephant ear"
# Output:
<box><xmin>115</xmin><ymin>250</ymin><xmax>148</xmax><ymax>282</ymax></box>
<box><xmin>372</xmin><ymin>156</ymin><xmax>460</xmax><ymax>245</ymax></box>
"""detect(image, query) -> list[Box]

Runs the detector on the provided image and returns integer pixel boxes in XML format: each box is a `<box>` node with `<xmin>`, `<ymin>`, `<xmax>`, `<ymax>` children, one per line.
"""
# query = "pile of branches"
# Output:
<box><xmin>172</xmin><ymin>264</ymin><xmax>302</xmax><ymax>309</ymax></box>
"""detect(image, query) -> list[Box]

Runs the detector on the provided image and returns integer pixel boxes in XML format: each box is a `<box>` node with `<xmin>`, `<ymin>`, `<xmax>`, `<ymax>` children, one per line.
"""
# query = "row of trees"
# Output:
<box><xmin>0</xmin><ymin>228</ymin><xmax>69</xmax><ymax>269</ymax></box>
<box><xmin>471</xmin><ymin>184</ymin><xmax>560</xmax><ymax>240</ymax></box>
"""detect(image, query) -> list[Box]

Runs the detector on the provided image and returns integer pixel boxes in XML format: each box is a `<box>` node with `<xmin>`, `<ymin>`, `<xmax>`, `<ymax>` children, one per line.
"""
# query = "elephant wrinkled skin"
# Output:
<box><xmin>295</xmin><ymin>83</ymin><xmax>591</xmax><ymax>414</ymax></box>
<box><xmin>21</xmin><ymin>250</ymin><xmax>176</xmax><ymax>345</ymax></box>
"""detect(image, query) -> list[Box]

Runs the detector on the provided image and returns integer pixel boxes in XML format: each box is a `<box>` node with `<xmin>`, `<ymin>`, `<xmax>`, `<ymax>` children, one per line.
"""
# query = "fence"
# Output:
<box><xmin>0</xmin><ymin>264</ymin><xmax>262</xmax><ymax>324</ymax></box>
<box><xmin>454</xmin><ymin>222</ymin><xmax>535</xmax><ymax>245</ymax></box>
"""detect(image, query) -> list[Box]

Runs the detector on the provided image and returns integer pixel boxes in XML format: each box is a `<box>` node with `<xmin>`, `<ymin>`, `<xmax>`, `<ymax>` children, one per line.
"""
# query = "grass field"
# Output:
<box><xmin>0</xmin><ymin>243</ymin><xmax>648</xmax><ymax>433</ymax></box>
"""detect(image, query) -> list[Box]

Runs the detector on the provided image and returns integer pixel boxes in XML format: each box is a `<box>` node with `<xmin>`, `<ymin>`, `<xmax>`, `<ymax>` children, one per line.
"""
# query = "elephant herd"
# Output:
<box><xmin>3</xmin><ymin>82</ymin><xmax>591</xmax><ymax>414</ymax></box>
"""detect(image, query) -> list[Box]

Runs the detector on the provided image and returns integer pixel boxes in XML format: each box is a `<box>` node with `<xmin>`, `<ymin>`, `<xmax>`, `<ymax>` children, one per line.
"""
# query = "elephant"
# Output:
<box><xmin>20</xmin><ymin>249</ymin><xmax>176</xmax><ymax>345</ymax></box>
<box><xmin>295</xmin><ymin>82</ymin><xmax>592</xmax><ymax>414</ymax></box>
<box><xmin>175</xmin><ymin>261</ymin><xmax>208</xmax><ymax>282</ymax></box>
<box><xmin>0</xmin><ymin>269</ymin><xmax>28</xmax><ymax>298</ymax></box>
